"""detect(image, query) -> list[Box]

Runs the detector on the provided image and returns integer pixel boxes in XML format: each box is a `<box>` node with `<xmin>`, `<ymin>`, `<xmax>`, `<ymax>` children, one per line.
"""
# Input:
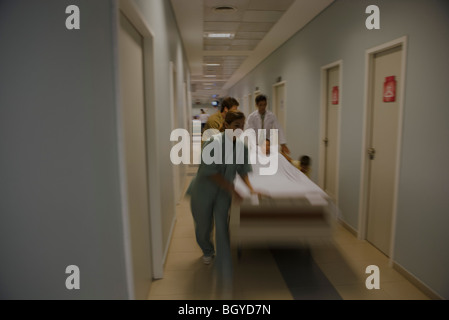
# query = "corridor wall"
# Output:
<box><xmin>0</xmin><ymin>0</ymin><xmax>191</xmax><ymax>299</ymax></box>
<box><xmin>229</xmin><ymin>0</ymin><xmax>449</xmax><ymax>299</ymax></box>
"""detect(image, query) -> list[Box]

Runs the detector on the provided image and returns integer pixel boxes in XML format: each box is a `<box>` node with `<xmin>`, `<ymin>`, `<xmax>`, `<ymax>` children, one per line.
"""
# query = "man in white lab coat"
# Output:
<box><xmin>246</xmin><ymin>94</ymin><xmax>290</xmax><ymax>156</ymax></box>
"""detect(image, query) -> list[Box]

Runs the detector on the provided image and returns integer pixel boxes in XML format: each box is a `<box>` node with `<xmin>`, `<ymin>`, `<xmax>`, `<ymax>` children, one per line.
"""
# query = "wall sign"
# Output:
<box><xmin>332</xmin><ymin>86</ymin><xmax>339</xmax><ymax>105</ymax></box>
<box><xmin>383</xmin><ymin>76</ymin><xmax>396</xmax><ymax>102</ymax></box>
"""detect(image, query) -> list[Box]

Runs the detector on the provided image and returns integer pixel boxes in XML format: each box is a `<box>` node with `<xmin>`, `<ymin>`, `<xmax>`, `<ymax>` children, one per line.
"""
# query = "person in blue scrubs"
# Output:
<box><xmin>187</xmin><ymin>110</ymin><xmax>258</xmax><ymax>282</ymax></box>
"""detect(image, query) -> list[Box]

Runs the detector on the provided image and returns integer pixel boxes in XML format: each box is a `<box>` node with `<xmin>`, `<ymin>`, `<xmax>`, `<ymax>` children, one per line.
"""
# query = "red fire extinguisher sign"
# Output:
<box><xmin>332</xmin><ymin>86</ymin><xmax>339</xmax><ymax>105</ymax></box>
<box><xmin>383</xmin><ymin>76</ymin><xmax>396</xmax><ymax>102</ymax></box>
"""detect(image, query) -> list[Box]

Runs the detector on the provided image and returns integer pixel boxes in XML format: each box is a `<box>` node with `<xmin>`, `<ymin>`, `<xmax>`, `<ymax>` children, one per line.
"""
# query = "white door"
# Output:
<box><xmin>324</xmin><ymin>67</ymin><xmax>340</xmax><ymax>201</ymax></box>
<box><xmin>273</xmin><ymin>83</ymin><xmax>286</xmax><ymax>135</ymax></box>
<box><xmin>366</xmin><ymin>45</ymin><xmax>403</xmax><ymax>256</ymax></box>
<box><xmin>119</xmin><ymin>12</ymin><xmax>152</xmax><ymax>299</ymax></box>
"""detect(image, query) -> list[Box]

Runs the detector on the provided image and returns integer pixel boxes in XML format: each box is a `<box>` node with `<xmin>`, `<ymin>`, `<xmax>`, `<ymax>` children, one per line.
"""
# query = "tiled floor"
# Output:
<box><xmin>148</xmin><ymin>166</ymin><xmax>431</xmax><ymax>300</ymax></box>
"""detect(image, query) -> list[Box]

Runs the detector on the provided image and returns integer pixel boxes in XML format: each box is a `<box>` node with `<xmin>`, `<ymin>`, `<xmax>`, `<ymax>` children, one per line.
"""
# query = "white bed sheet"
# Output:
<box><xmin>234</xmin><ymin>150</ymin><xmax>329</xmax><ymax>201</ymax></box>
<box><xmin>230</xmin><ymin>149</ymin><xmax>342</xmax><ymax>249</ymax></box>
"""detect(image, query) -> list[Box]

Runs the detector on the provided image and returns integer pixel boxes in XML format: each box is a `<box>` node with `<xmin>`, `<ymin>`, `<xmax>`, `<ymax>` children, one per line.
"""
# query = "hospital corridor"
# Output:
<box><xmin>148</xmin><ymin>164</ymin><xmax>431</xmax><ymax>300</ymax></box>
<box><xmin>1</xmin><ymin>0</ymin><xmax>449</xmax><ymax>301</ymax></box>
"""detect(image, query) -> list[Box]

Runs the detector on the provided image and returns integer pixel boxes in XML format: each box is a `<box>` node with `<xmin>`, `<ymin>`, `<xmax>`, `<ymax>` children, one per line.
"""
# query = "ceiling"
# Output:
<box><xmin>170</xmin><ymin>0</ymin><xmax>334</xmax><ymax>105</ymax></box>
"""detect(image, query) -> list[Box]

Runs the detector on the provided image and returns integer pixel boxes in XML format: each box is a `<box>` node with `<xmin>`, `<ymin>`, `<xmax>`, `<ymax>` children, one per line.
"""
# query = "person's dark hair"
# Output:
<box><xmin>300</xmin><ymin>155</ymin><xmax>311</xmax><ymax>167</ymax></box>
<box><xmin>255</xmin><ymin>94</ymin><xmax>267</xmax><ymax>105</ymax></box>
<box><xmin>224</xmin><ymin>110</ymin><xmax>245</xmax><ymax>125</ymax></box>
<box><xmin>220</xmin><ymin>97</ymin><xmax>239</xmax><ymax>113</ymax></box>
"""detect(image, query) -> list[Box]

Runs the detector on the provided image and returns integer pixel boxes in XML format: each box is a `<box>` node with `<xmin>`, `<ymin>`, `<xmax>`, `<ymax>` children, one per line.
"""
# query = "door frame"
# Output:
<box><xmin>113</xmin><ymin>0</ymin><xmax>165</xmax><ymax>293</ymax></box>
<box><xmin>272</xmin><ymin>81</ymin><xmax>287</xmax><ymax>140</ymax></box>
<box><xmin>319</xmin><ymin>60</ymin><xmax>343</xmax><ymax>204</ymax></box>
<box><xmin>358</xmin><ymin>36</ymin><xmax>408</xmax><ymax>265</ymax></box>
<box><xmin>170</xmin><ymin>61</ymin><xmax>183</xmax><ymax>206</ymax></box>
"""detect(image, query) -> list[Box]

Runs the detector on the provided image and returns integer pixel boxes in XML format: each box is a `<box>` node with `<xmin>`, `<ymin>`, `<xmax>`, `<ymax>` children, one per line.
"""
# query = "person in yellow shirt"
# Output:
<box><xmin>202</xmin><ymin>97</ymin><xmax>239</xmax><ymax>145</ymax></box>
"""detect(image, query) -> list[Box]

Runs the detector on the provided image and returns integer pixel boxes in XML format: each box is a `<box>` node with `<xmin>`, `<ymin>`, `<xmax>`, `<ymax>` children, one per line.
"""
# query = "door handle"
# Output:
<box><xmin>324</xmin><ymin>138</ymin><xmax>329</xmax><ymax>147</ymax></box>
<box><xmin>368</xmin><ymin>147</ymin><xmax>376</xmax><ymax>160</ymax></box>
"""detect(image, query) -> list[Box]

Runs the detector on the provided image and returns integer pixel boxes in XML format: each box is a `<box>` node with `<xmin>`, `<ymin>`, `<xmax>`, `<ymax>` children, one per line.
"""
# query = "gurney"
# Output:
<box><xmin>230</xmin><ymin>150</ymin><xmax>338</xmax><ymax>251</ymax></box>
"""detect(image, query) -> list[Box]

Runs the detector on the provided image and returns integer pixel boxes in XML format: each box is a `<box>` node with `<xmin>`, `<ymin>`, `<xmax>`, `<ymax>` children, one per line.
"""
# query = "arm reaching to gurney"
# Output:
<box><xmin>240</xmin><ymin>174</ymin><xmax>270</xmax><ymax>199</ymax></box>
<box><xmin>209</xmin><ymin>173</ymin><xmax>262</xmax><ymax>203</ymax></box>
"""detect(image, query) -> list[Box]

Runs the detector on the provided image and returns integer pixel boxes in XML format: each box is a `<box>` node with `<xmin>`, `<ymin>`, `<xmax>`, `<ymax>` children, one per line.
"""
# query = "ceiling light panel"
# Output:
<box><xmin>197</xmin><ymin>0</ymin><xmax>297</xmax><ymax>102</ymax></box>
<box><xmin>204</xmin><ymin>33</ymin><xmax>235</xmax><ymax>39</ymax></box>
<box><xmin>202</xmin><ymin>55</ymin><xmax>248</xmax><ymax>80</ymax></box>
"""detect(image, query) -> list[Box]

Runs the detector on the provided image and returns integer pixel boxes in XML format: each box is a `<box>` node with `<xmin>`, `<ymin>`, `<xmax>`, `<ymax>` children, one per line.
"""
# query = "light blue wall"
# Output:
<box><xmin>0</xmin><ymin>0</ymin><xmax>191</xmax><ymax>299</ymax></box>
<box><xmin>229</xmin><ymin>0</ymin><xmax>449</xmax><ymax>299</ymax></box>
<box><xmin>0</xmin><ymin>0</ymin><xmax>128</xmax><ymax>299</ymax></box>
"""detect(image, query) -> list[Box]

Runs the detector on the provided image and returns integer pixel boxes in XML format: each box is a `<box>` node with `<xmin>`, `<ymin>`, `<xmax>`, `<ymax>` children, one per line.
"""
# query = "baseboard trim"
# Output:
<box><xmin>337</xmin><ymin>218</ymin><xmax>442</xmax><ymax>300</ymax></box>
<box><xmin>162</xmin><ymin>216</ymin><xmax>177</xmax><ymax>269</ymax></box>
<box><xmin>392</xmin><ymin>262</ymin><xmax>443</xmax><ymax>300</ymax></box>
<box><xmin>337</xmin><ymin>218</ymin><xmax>358</xmax><ymax>237</ymax></box>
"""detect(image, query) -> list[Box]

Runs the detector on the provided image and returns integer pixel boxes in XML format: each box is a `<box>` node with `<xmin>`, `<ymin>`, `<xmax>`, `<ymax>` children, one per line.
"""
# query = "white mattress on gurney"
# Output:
<box><xmin>234</xmin><ymin>151</ymin><xmax>330</xmax><ymax>206</ymax></box>
<box><xmin>230</xmin><ymin>151</ymin><xmax>338</xmax><ymax>247</ymax></box>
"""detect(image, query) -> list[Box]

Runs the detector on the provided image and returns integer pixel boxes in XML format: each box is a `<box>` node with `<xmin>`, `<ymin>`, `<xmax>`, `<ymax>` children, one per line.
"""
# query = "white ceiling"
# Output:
<box><xmin>170</xmin><ymin>0</ymin><xmax>334</xmax><ymax>105</ymax></box>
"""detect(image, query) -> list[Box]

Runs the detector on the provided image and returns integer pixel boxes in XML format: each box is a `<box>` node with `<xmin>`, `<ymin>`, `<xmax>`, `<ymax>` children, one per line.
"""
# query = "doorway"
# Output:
<box><xmin>319</xmin><ymin>61</ymin><xmax>342</xmax><ymax>203</ymax></box>
<box><xmin>272</xmin><ymin>83</ymin><xmax>286</xmax><ymax>133</ymax></box>
<box><xmin>170</xmin><ymin>62</ymin><xmax>182</xmax><ymax>204</ymax></box>
<box><xmin>360</xmin><ymin>37</ymin><xmax>407</xmax><ymax>258</ymax></box>
<box><xmin>118</xmin><ymin>10</ymin><xmax>152</xmax><ymax>300</ymax></box>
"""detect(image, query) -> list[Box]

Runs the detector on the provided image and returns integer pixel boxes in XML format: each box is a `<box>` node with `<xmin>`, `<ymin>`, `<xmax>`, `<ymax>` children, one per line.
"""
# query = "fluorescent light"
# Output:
<box><xmin>206</xmin><ymin>63</ymin><xmax>221</xmax><ymax>66</ymax></box>
<box><xmin>203</xmin><ymin>83</ymin><xmax>214</xmax><ymax>86</ymax></box>
<box><xmin>204</xmin><ymin>75</ymin><xmax>217</xmax><ymax>78</ymax></box>
<box><xmin>208</xmin><ymin>33</ymin><xmax>232</xmax><ymax>38</ymax></box>
<box><xmin>205</xmin><ymin>33</ymin><xmax>234</xmax><ymax>39</ymax></box>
